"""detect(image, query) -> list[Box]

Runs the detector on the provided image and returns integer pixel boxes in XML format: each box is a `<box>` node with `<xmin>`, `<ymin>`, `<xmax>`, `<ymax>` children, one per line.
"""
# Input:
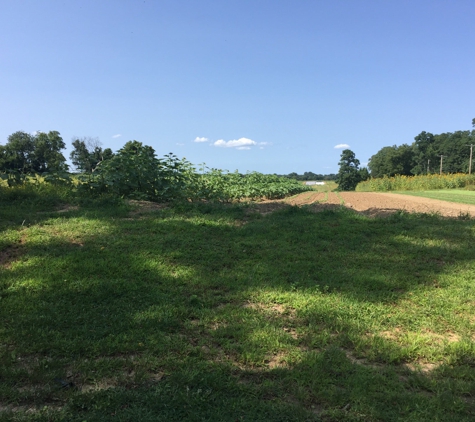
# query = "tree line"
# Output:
<box><xmin>0</xmin><ymin>131</ymin><xmax>115</xmax><ymax>174</ymax></box>
<box><xmin>280</xmin><ymin>172</ymin><xmax>337</xmax><ymax>181</ymax></box>
<box><xmin>0</xmin><ymin>131</ymin><xmax>337</xmax><ymax>181</ymax></box>
<box><xmin>368</xmin><ymin>119</ymin><xmax>475</xmax><ymax>178</ymax></box>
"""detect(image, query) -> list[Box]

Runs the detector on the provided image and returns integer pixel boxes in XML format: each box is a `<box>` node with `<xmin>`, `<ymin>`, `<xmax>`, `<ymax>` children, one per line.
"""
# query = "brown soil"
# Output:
<box><xmin>262</xmin><ymin>191</ymin><xmax>475</xmax><ymax>218</ymax></box>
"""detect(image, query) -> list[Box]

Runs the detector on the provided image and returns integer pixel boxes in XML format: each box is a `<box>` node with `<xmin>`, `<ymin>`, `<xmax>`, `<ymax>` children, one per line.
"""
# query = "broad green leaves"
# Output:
<box><xmin>1</xmin><ymin>137</ymin><xmax>311</xmax><ymax>202</ymax></box>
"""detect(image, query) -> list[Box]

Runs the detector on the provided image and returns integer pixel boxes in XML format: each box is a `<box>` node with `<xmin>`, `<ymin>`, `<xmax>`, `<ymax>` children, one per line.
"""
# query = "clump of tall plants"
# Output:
<box><xmin>78</xmin><ymin>141</ymin><xmax>192</xmax><ymax>201</ymax></box>
<box><xmin>356</xmin><ymin>173</ymin><xmax>475</xmax><ymax>192</ymax></box>
<box><xmin>1</xmin><ymin>140</ymin><xmax>311</xmax><ymax>203</ymax></box>
<box><xmin>188</xmin><ymin>169</ymin><xmax>311</xmax><ymax>202</ymax></box>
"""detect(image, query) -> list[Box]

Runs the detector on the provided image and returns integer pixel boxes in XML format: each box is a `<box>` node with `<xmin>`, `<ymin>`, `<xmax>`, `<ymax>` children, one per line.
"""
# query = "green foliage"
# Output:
<box><xmin>0</xmin><ymin>130</ymin><xmax>68</xmax><ymax>173</ymax></box>
<box><xmin>370</xmin><ymin>121</ymin><xmax>475</xmax><ymax>178</ymax></box>
<box><xmin>411</xmin><ymin>131</ymin><xmax>439</xmax><ymax>175</ymax></box>
<box><xmin>0</xmin><ymin>169</ymin><xmax>28</xmax><ymax>187</ymax></box>
<box><xmin>33</xmin><ymin>131</ymin><xmax>68</xmax><ymax>172</ymax></box>
<box><xmin>336</xmin><ymin>149</ymin><xmax>361</xmax><ymax>191</ymax></box>
<box><xmin>188</xmin><ymin>168</ymin><xmax>311</xmax><ymax>202</ymax></box>
<box><xmin>2</xmin><ymin>136</ymin><xmax>311</xmax><ymax>203</ymax></box>
<box><xmin>70</xmin><ymin>137</ymin><xmax>114</xmax><ymax>172</ymax></box>
<box><xmin>281</xmin><ymin>171</ymin><xmax>337</xmax><ymax>181</ymax></box>
<box><xmin>80</xmin><ymin>141</ymin><xmax>177</xmax><ymax>200</ymax></box>
<box><xmin>369</xmin><ymin>144</ymin><xmax>415</xmax><ymax>177</ymax></box>
<box><xmin>359</xmin><ymin>166</ymin><xmax>370</xmax><ymax>181</ymax></box>
<box><xmin>357</xmin><ymin>173</ymin><xmax>475</xmax><ymax>192</ymax></box>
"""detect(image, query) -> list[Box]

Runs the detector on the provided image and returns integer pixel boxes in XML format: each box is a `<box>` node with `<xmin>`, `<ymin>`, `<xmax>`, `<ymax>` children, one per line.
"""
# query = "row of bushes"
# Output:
<box><xmin>356</xmin><ymin>173</ymin><xmax>475</xmax><ymax>192</ymax></box>
<box><xmin>0</xmin><ymin>142</ymin><xmax>311</xmax><ymax>203</ymax></box>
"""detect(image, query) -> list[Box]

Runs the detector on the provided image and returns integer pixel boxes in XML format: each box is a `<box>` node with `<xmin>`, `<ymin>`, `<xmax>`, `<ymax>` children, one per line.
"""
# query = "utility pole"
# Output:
<box><xmin>427</xmin><ymin>159</ymin><xmax>430</xmax><ymax>174</ymax></box>
<box><xmin>467</xmin><ymin>144</ymin><xmax>474</xmax><ymax>175</ymax></box>
<box><xmin>439</xmin><ymin>155</ymin><xmax>445</xmax><ymax>175</ymax></box>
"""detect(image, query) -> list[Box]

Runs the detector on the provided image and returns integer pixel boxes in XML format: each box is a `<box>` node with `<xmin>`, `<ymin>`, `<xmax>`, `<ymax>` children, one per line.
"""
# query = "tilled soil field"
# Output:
<box><xmin>275</xmin><ymin>191</ymin><xmax>475</xmax><ymax>218</ymax></box>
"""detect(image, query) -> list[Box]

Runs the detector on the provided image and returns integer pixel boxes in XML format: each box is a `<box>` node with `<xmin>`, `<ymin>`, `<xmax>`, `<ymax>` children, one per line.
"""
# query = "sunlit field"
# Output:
<box><xmin>1</xmin><ymin>192</ymin><xmax>475</xmax><ymax>421</ymax></box>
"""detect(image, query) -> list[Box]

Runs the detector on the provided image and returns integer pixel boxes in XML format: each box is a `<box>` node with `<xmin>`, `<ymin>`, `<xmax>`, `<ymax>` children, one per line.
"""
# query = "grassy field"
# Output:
<box><xmin>397</xmin><ymin>190</ymin><xmax>475</xmax><ymax>206</ymax></box>
<box><xmin>1</xmin><ymin>195</ymin><xmax>475</xmax><ymax>421</ymax></box>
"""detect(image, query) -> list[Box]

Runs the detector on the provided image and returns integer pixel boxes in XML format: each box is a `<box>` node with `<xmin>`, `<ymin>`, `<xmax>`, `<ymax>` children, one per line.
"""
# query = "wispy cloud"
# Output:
<box><xmin>214</xmin><ymin>138</ymin><xmax>257</xmax><ymax>148</ymax></box>
<box><xmin>237</xmin><ymin>146</ymin><xmax>251</xmax><ymax>150</ymax></box>
<box><xmin>176</xmin><ymin>143</ymin><xmax>185</xmax><ymax>146</ymax></box>
<box><xmin>334</xmin><ymin>143</ymin><xmax>350</xmax><ymax>149</ymax></box>
<box><xmin>194</xmin><ymin>137</ymin><xmax>209</xmax><ymax>143</ymax></box>
<box><xmin>112</xmin><ymin>134</ymin><xmax>122</xmax><ymax>138</ymax></box>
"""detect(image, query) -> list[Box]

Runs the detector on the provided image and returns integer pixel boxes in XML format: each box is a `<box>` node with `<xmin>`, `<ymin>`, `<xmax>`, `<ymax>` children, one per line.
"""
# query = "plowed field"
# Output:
<box><xmin>272</xmin><ymin>191</ymin><xmax>475</xmax><ymax>218</ymax></box>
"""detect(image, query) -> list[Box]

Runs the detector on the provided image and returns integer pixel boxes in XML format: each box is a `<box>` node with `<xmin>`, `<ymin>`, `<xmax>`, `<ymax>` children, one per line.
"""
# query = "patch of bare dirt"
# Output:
<box><xmin>0</xmin><ymin>246</ymin><xmax>23</xmax><ymax>269</ymax></box>
<box><xmin>336</xmin><ymin>192</ymin><xmax>475</xmax><ymax>218</ymax></box>
<box><xmin>343</xmin><ymin>349</ymin><xmax>384</xmax><ymax>370</ymax></box>
<box><xmin>266</xmin><ymin>352</ymin><xmax>288</xmax><ymax>369</ymax></box>
<box><xmin>127</xmin><ymin>200</ymin><xmax>168</xmax><ymax>216</ymax></box>
<box><xmin>0</xmin><ymin>233</ymin><xmax>27</xmax><ymax>268</ymax></box>
<box><xmin>403</xmin><ymin>362</ymin><xmax>440</xmax><ymax>374</ymax></box>
<box><xmin>262</xmin><ymin>191</ymin><xmax>475</xmax><ymax>218</ymax></box>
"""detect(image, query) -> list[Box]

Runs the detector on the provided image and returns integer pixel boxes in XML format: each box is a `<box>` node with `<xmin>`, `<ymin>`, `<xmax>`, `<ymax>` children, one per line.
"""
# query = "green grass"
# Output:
<box><xmin>1</xmin><ymin>196</ymin><xmax>475</xmax><ymax>421</ymax></box>
<box><xmin>397</xmin><ymin>189</ymin><xmax>475</xmax><ymax>206</ymax></box>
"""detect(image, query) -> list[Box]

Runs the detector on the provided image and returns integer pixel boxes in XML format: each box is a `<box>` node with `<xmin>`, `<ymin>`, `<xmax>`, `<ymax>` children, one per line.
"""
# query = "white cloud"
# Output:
<box><xmin>112</xmin><ymin>134</ymin><xmax>122</xmax><ymax>138</ymax></box>
<box><xmin>237</xmin><ymin>146</ymin><xmax>251</xmax><ymax>150</ymax></box>
<box><xmin>213</xmin><ymin>138</ymin><xmax>257</xmax><ymax>148</ymax></box>
<box><xmin>334</xmin><ymin>143</ymin><xmax>350</xmax><ymax>149</ymax></box>
<box><xmin>194</xmin><ymin>137</ymin><xmax>209</xmax><ymax>142</ymax></box>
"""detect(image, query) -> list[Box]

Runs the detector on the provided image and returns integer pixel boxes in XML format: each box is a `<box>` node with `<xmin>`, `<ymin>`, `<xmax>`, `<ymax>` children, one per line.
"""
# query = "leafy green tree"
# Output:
<box><xmin>435</xmin><ymin>131</ymin><xmax>474</xmax><ymax>174</ymax></box>
<box><xmin>359</xmin><ymin>167</ymin><xmax>370</xmax><ymax>181</ymax></box>
<box><xmin>70</xmin><ymin>137</ymin><xmax>113</xmax><ymax>172</ymax></box>
<box><xmin>32</xmin><ymin>131</ymin><xmax>68</xmax><ymax>172</ymax></box>
<box><xmin>0</xmin><ymin>131</ymin><xmax>36</xmax><ymax>172</ymax></box>
<box><xmin>336</xmin><ymin>149</ymin><xmax>361</xmax><ymax>191</ymax></box>
<box><xmin>411</xmin><ymin>131</ymin><xmax>438</xmax><ymax>174</ymax></box>
<box><xmin>369</xmin><ymin>144</ymin><xmax>415</xmax><ymax>177</ymax></box>
<box><xmin>0</xmin><ymin>130</ymin><xmax>67</xmax><ymax>173</ymax></box>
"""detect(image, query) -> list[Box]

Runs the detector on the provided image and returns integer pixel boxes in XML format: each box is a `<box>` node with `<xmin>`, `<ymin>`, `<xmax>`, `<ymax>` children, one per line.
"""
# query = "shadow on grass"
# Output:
<box><xmin>1</xmin><ymin>202</ymin><xmax>475</xmax><ymax>421</ymax></box>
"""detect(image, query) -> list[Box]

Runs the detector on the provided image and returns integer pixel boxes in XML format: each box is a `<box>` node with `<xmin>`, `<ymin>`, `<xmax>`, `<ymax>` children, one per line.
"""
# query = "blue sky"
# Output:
<box><xmin>1</xmin><ymin>0</ymin><xmax>474</xmax><ymax>174</ymax></box>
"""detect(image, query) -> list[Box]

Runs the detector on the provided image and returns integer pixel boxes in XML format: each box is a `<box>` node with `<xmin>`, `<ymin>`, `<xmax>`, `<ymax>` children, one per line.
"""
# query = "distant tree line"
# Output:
<box><xmin>0</xmin><ymin>131</ymin><xmax>114</xmax><ymax>174</ymax></box>
<box><xmin>280</xmin><ymin>172</ymin><xmax>337</xmax><ymax>181</ymax></box>
<box><xmin>368</xmin><ymin>119</ymin><xmax>475</xmax><ymax>177</ymax></box>
<box><xmin>0</xmin><ymin>131</ymin><xmax>68</xmax><ymax>173</ymax></box>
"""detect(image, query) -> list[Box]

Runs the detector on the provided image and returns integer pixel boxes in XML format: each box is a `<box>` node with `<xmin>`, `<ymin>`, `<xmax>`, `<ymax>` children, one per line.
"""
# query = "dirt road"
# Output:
<box><xmin>278</xmin><ymin>191</ymin><xmax>475</xmax><ymax>218</ymax></box>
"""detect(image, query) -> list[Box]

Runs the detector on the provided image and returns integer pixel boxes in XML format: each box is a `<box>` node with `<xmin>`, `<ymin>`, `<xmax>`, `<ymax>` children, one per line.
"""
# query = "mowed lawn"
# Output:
<box><xmin>1</xmin><ymin>197</ymin><xmax>475</xmax><ymax>421</ymax></box>
<box><xmin>397</xmin><ymin>189</ymin><xmax>475</xmax><ymax>206</ymax></box>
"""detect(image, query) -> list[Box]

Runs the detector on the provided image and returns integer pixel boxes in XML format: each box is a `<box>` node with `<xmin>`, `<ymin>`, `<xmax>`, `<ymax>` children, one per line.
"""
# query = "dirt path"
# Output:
<box><xmin>276</xmin><ymin>191</ymin><xmax>475</xmax><ymax>218</ymax></box>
